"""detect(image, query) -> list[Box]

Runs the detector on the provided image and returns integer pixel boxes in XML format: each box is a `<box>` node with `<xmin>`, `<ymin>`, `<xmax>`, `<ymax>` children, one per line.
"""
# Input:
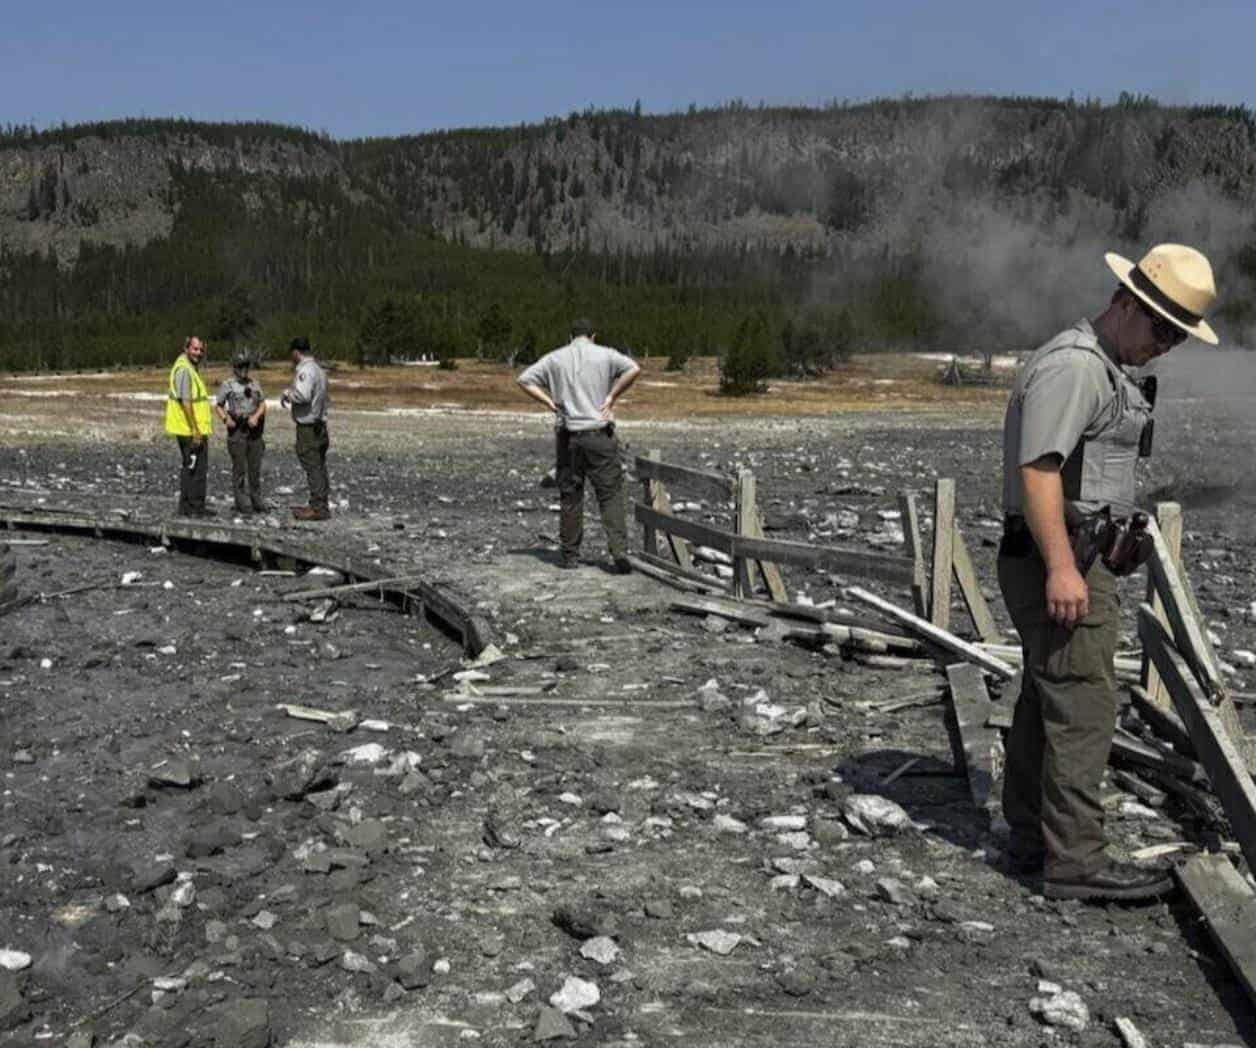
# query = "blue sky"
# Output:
<box><xmin>4</xmin><ymin>0</ymin><xmax>1253</xmax><ymax>139</ymax></box>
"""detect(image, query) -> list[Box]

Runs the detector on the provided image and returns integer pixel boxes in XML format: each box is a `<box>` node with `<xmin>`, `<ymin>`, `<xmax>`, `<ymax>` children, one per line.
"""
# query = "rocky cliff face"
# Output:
<box><xmin>2</xmin><ymin>98</ymin><xmax>1254</xmax><ymax>264</ymax></box>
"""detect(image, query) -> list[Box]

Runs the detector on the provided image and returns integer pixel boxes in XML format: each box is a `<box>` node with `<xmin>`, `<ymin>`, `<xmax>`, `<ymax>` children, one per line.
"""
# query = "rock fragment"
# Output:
<box><xmin>533</xmin><ymin>1006</ymin><xmax>576</xmax><ymax>1041</ymax></box>
<box><xmin>579</xmin><ymin>937</ymin><xmax>621</xmax><ymax>966</ymax></box>
<box><xmin>687</xmin><ymin>930</ymin><xmax>742</xmax><ymax>955</ymax></box>
<box><xmin>549</xmin><ymin>975</ymin><xmax>600</xmax><ymax>1012</ymax></box>
<box><xmin>842</xmin><ymin>794</ymin><xmax>912</xmax><ymax>835</ymax></box>
<box><xmin>396</xmin><ymin>949</ymin><xmax>433</xmax><ymax>990</ymax></box>
<box><xmin>1030</xmin><ymin>989</ymin><xmax>1089</xmax><ymax>1031</ymax></box>
<box><xmin>0</xmin><ymin>951</ymin><xmax>31</xmax><ymax>972</ymax></box>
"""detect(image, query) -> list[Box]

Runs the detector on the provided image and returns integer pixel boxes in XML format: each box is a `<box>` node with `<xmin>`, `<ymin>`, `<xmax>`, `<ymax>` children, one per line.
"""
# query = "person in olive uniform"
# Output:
<box><xmin>164</xmin><ymin>336</ymin><xmax>214</xmax><ymax>517</ymax></box>
<box><xmin>999</xmin><ymin>243</ymin><xmax>1218</xmax><ymax>902</ymax></box>
<box><xmin>517</xmin><ymin>319</ymin><xmax>641</xmax><ymax>572</ymax></box>
<box><xmin>281</xmin><ymin>337</ymin><xmax>331</xmax><ymax>521</ymax></box>
<box><xmin>214</xmin><ymin>348</ymin><xmax>269</xmax><ymax>515</ymax></box>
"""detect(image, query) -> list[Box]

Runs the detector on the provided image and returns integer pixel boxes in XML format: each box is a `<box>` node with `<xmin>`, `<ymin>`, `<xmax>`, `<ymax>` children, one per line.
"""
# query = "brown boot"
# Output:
<box><xmin>293</xmin><ymin>506</ymin><xmax>331</xmax><ymax>521</ymax></box>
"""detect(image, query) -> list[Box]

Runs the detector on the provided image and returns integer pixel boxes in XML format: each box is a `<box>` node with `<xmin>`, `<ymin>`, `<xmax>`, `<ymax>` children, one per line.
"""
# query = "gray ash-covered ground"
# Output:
<box><xmin>3</xmin><ymin>377</ymin><xmax>1256</xmax><ymax>1047</ymax></box>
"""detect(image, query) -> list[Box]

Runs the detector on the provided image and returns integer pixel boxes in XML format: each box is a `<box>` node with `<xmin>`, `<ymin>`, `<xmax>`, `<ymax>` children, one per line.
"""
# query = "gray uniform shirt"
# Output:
<box><xmin>518</xmin><ymin>337</ymin><xmax>636</xmax><ymax>432</ymax></box>
<box><xmin>172</xmin><ymin>357</ymin><xmax>197</xmax><ymax>401</ymax></box>
<box><xmin>216</xmin><ymin>376</ymin><xmax>266</xmax><ymax>419</ymax></box>
<box><xmin>1003</xmin><ymin>319</ymin><xmax>1127</xmax><ymax>516</ymax></box>
<box><xmin>286</xmin><ymin>357</ymin><xmax>328</xmax><ymax>424</ymax></box>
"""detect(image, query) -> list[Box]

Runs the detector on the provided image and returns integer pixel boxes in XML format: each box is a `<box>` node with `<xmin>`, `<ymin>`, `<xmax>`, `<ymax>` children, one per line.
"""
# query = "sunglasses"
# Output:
<box><xmin>1136</xmin><ymin>299</ymin><xmax>1186</xmax><ymax>346</ymax></box>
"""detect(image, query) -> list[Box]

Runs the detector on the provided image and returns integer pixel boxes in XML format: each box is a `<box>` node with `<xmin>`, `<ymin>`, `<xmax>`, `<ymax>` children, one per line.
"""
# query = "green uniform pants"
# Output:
<box><xmin>295</xmin><ymin>421</ymin><xmax>330</xmax><ymax>512</ymax></box>
<box><xmin>556</xmin><ymin>427</ymin><xmax>627</xmax><ymax>560</ymax></box>
<box><xmin>998</xmin><ymin>552</ymin><xmax>1119</xmax><ymax>880</ymax></box>
<box><xmin>227</xmin><ymin>429</ymin><xmax>266</xmax><ymax>510</ymax></box>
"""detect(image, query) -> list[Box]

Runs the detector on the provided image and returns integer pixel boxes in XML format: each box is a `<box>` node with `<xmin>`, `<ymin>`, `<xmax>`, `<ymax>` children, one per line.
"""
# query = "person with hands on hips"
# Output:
<box><xmin>998</xmin><ymin>243</ymin><xmax>1219</xmax><ymax>902</ymax></box>
<box><xmin>517</xmin><ymin>318</ymin><xmax>641</xmax><ymax>573</ymax></box>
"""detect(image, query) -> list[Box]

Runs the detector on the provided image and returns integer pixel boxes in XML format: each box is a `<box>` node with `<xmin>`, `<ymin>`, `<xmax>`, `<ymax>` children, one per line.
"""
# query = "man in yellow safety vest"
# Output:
<box><xmin>164</xmin><ymin>336</ymin><xmax>215</xmax><ymax>517</ymax></box>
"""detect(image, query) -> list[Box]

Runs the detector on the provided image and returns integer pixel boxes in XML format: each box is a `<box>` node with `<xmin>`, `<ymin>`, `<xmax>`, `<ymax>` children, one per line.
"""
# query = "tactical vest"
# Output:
<box><xmin>164</xmin><ymin>356</ymin><xmax>213</xmax><ymax>437</ymax></box>
<box><xmin>1028</xmin><ymin>325</ymin><xmax>1152</xmax><ymax>517</ymax></box>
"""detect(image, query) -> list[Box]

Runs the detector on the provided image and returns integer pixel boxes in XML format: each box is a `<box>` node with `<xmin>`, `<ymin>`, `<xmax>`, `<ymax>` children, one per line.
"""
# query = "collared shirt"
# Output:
<box><xmin>216</xmin><ymin>376</ymin><xmax>266</xmax><ymax>419</ymax></box>
<box><xmin>1002</xmin><ymin>318</ymin><xmax>1120</xmax><ymax>515</ymax></box>
<box><xmin>518</xmin><ymin>337</ymin><xmax>636</xmax><ymax>431</ymax></box>
<box><xmin>287</xmin><ymin>357</ymin><xmax>329</xmax><ymax>424</ymax></box>
<box><xmin>171</xmin><ymin>355</ymin><xmax>200</xmax><ymax>401</ymax></box>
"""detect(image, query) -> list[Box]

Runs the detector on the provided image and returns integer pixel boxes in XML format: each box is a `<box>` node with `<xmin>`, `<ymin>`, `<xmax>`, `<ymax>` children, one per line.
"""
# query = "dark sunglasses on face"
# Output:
<box><xmin>1136</xmin><ymin>300</ymin><xmax>1186</xmax><ymax>346</ymax></box>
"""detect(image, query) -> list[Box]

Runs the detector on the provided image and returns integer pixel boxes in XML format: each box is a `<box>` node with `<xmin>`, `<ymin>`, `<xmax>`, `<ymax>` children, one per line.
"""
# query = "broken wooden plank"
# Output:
<box><xmin>733</xmin><ymin>469</ymin><xmax>756</xmax><ymax>599</ymax></box>
<box><xmin>1140</xmin><ymin>605</ymin><xmax>1256</xmax><ymax>874</ymax></box>
<box><xmin>281</xmin><ymin>575</ymin><xmax>427</xmax><ymax>602</ymax></box>
<box><xmin>276</xmin><ymin>703</ymin><xmax>360</xmax><ymax>732</ymax></box>
<box><xmin>1110</xmin><ymin>729</ymin><xmax>1209</xmax><ymax>786</ymax></box>
<box><xmin>930</xmin><ymin>478</ymin><xmax>956</xmax><ymax>632</ymax></box>
<box><xmin>1175</xmin><ymin>853</ymin><xmax>1256</xmax><ymax>1005</ymax></box>
<box><xmin>1143</xmin><ymin>502</ymin><xmax>1182</xmax><ymax>709</ymax></box>
<box><xmin>743</xmin><ymin>474</ymin><xmax>788</xmax><ymax>603</ymax></box>
<box><xmin>977</xmin><ymin>643</ymin><xmax>1144</xmax><ymax>680</ymax></box>
<box><xmin>634</xmin><ymin>503</ymin><xmax>733</xmax><ymax>555</ymax></box>
<box><xmin>1127</xmin><ymin>683</ymin><xmax>1196</xmax><ymax>759</ymax></box>
<box><xmin>944</xmin><ymin>662</ymin><xmax>1001</xmax><ymax>812</ymax></box>
<box><xmin>627</xmin><ymin>553</ymin><xmax>727</xmax><ymax>594</ymax></box>
<box><xmin>1109</xmin><ymin>768</ymin><xmax>1166</xmax><ymax>808</ymax></box>
<box><xmin>671</xmin><ymin>595</ymin><xmax>773</xmax><ymax>629</ymax></box>
<box><xmin>633</xmin><ymin>455</ymin><xmax>735</xmax><ymax>502</ymax></box>
<box><xmin>641</xmin><ymin>449</ymin><xmax>661</xmax><ymax>558</ymax></box>
<box><xmin>848</xmin><ymin>586</ymin><xmax>1016</xmax><ymax>679</ymax></box>
<box><xmin>951</xmin><ymin>523</ymin><xmax>999</xmax><ymax>644</ymax></box>
<box><xmin>898</xmin><ymin>491</ymin><xmax>929</xmax><ymax>619</ymax></box>
<box><xmin>729</xmin><ymin>533</ymin><xmax>916</xmax><ymax>587</ymax></box>
<box><xmin>652</xmin><ymin>477</ymin><xmax>695</xmax><ymax>571</ymax></box>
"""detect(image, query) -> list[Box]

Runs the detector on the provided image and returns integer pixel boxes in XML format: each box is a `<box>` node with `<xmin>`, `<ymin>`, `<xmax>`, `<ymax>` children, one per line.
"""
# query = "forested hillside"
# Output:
<box><xmin>2</xmin><ymin>95</ymin><xmax>1255</xmax><ymax>372</ymax></box>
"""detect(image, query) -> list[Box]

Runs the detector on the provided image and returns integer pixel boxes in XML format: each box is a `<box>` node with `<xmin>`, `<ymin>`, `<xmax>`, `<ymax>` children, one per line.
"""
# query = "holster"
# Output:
<box><xmin>1064</xmin><ymin>504</ymin><xmax>1151</xmax><ymax>578</ymax></box>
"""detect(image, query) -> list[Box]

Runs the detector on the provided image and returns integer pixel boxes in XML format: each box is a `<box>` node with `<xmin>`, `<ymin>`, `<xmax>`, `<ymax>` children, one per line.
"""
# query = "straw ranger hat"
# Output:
<box><xmin>1104</xmin><ymin>243</ymin><xmax>1218</xmax><ymax>345</ymax></box>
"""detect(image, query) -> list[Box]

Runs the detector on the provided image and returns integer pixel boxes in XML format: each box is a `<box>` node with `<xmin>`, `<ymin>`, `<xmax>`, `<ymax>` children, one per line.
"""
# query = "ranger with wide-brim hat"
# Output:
<box><xmin>997</xmin><ymin>242</ymin><xmax>1218</xmax><ymax>903</ymax></box>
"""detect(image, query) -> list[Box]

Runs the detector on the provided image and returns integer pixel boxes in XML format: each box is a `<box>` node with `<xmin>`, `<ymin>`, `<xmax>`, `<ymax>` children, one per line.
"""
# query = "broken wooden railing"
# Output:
<box><xmin>634</xmin><ymin>449</ymin><xmax>915</xmax><ymax>599</ymax></box>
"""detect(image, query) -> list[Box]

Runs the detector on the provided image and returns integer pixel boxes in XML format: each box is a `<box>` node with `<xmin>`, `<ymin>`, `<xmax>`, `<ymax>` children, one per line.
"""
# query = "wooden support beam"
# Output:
<box><xmin>1140</xmin><ymin>605</ymin><xmax>1256</xmax><ymax>874</ymax></box>
<box><xmin>629</xmin><ymin>552</ymin><xmax>730</xmax><ymax>593</ymax></box>
<box><xmin>898</xmin><ymin>491</ymin><xmax>929</xmax><ymax>619</ymax></box>
<box><xmin>951</xmin><ymin>523</ymin><xmax>999</xmax><ymax>643</ymax></box>
<box><xmin>641</xmin><ymin>448</ymin><xmax>661</xmax><ymax>559</ymax></box>
<box><xmin>1109</xmin><ymin>729</ymin><xmax>1209</xmax><ymax>786</ymax></box>
<box><xmin>1128</xmin><ymin>684</ymin><xmax>1196</xmax><ymax>759</ymax></box>
<box><xmin>634</xmin><ymin>502</ymin><xmax>732</xmax><ymax>556</ymax></box>
<box><xmin>1142</xmin><ymin>502</ymin><xmax>1182</xmax><ymax>709</ymax></box>
<box><xmin>634</xmin><ymin>455</ymin><xmax>735</xmax><ymax>502</ymax></box>
<box><xmin>1145</xmin><ymin>517</ymin><xmax>1250</xmax><ymax>762</ymax></box>
<box><xmin>930</xmin><ymin>479</ymin><xmax>956</xmax><ymax>632</ymax></box>
<box><xmin>733</xmin><ymin>469</ymin><xmax>756</xmax><ymax>599</ymax></box>
<box><xmin>848</xmin><ymin>586</ymin><xmax>1016</xmax><ymax>679</ymax></box>
<box><xmin>651</xmin><ymin>469</ymin><xmax>695</xmax><ymax>571</ymax></box>
<box><xmin>281</xmin><ymin>575</ymin><xmax>427</xmax><ymax>602</ymax></box>
<box><xmin>737</xmin><ymin>469</ymin><xmax>787</xmax><ymax>603</ymax></box>
<box><xmin>1175</xmin><ymin>853</ymin><xmax>1256</xmax><ymax>1006</ymax></box>
<box><xmin>944</xmin><ymin>662</ymin><xmax>1001</xmax><ymax>812</ymax></box>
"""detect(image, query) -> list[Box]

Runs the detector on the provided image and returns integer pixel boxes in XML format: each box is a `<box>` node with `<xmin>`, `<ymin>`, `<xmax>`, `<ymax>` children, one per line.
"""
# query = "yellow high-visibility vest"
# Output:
<box><xmin>164</xmin><ymin>355</ymin><xmax>213</xmax><ymax>437</ymax></box>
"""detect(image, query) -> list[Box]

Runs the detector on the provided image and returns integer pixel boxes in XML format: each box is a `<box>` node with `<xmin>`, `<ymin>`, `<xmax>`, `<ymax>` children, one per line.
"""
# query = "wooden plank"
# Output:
<box><xmin>748</xmin><ymin>504</ymin><xmax>788</xmax><ymax>603</ymax></box>
<box><xmin>671</xmin><ymin>595</ymin><xmax>774</xmax><ymax>628</ymax></box>
<box><xmin>1175</xmin><ymin>853</ymin><xmax>1256</xmax><ymax>1005</ymax></box>
<box><xmin>951</xmin><ymin>523</ymin><xmax>999</xmax><ymax>643</ymax></box>
<box><xmin>634</xmin><ymin>503</ymin><xmax>734</xmax><ymax>555</ymax></box>
<box><xmin>898</xmin><ymin>491</ymin><xmax>929</xmax><ymax>619</ymax></box>
<box><xmin>1128</xmin><ymin>684</ymin><xmax>1196</xmax><ymax>758</ymax></box>
<box><xmin>1143</xmin><ymin>502</ymin><xmax>1182</xmax><ymax>709</ymax></box>
<box><xmin>1109</xmin><ymin>729</ymin><xmax>1209</xmax><ymax>785</ymax></box>
<box><xmin>930</xmin><ymin>478</ymin><xmax>956</xmax><ymax>632</ymax></box>
<box><xmin>1140</xmin><ymin>605</ymin><xmax>1256</xmax><ymax>874</ymax></box>
<box><xmin>730</xmin><ymin>533</ymin><xmax>916</xmax><ymax>587</ymax></box>
<box><xmin>641</xmin><ymin>448</ymin><xmax>661</xmax><ymax>558</ymax></box>
<box><xmin>1145</xmin><ymin>517</ymin><xmax>1249</xmax><ymax>761</ymax></box>
<box><xmin>630</xmin><ymin>551</ymin><xmax>730</xmax><ymax>592</ymax></box>
<box><xmin>633</xmin><ymin>456</ymin><xmax>734</xmax><ymax>502</ymax></box>
<box><xmin>626</xmin><ymin>554</ymin><xmax>723</xmax><ymax>595</ymax></box>
<box><xmin>944</xmin><ymin>662</ymin><xmax>1001</xmax><ymax>812</ymax></box>
<box><xmin>281</xmin><ymin>575</ymin><xmax>426</xmax><ymax>602</ymax></box>
<box><xmin>733</xmin><ymin>470</ymin><xmax>756</xmax><ymax>599</ymax></box>
<box><xmin>848</xmin><ymin>586</ymin><xmax>1017</xmax><ymax>679</ymax></box>
<box><xmin>650</xmin><ymin>482</ymin><xmax>695</xmax><ymax>570</ymax></box>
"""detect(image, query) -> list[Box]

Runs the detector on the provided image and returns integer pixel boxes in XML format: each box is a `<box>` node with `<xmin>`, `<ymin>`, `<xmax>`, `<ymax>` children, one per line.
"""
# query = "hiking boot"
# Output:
<box><xmin>180</xmin><ymin>506</ymin><xmax>216</xmax><ymax>519</ymax></box>
<box><xmin>1000</xmin><ymin>851</ymin><xmax>1045</xmax><ymax>879</ymax></box>
<box><xmin>251</xmin><ymin>499</ymin><xmax>270</xmax><ymax>513</ymax></box>
<box><xmin>610</xmin><ymin>556</ymin><xmax>633</xmax><ymax>575</ymax></box>
<box><xmin>1044</xmin><ymin>861</ymin><xmax>1175</xmax><ymax>903</ymax></box>
<box><xmin>293</xmin><ymin>506</ymin><xmax>331</xmax><ymax>521</ymax></box>
<box><xmin>234</xmin><ymin>502</ymin><xmax>254</xmax><ymax>516</ymax></box>
<box><xmin>558</xmin><ymin>555</ymin><xmax>580</xmax><ymax>570</ymax></box>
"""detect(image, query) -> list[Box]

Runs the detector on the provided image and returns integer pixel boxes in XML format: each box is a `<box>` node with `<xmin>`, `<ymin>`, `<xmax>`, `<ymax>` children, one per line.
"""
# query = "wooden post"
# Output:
<box><xmin>898</xmin><ymin>491</ymin><xmax>929</xmax><ymax>619</ymax></box>
<box><xmin>930</xmin><ymin>479</ymin><xmax>956</xmax><ymax>632</ymax></box>
<box><xmin>641</xmin><ymin>449</ymin><xmax>661</xmax><ymax>558</ymax></box>
<box><xmin>944</xmin><ymin>662</ymin><xmax>1001</xmax><ymax>814</ymax></box>
<box><xmin>644</xmin><ymin>451</ymin><xmax>693</xmax><ymax>571</ymax></box>
<box><xmin>734</xmin><ymin>469</ymin><xmax>755</xmax><ymax>599</ymax></box>
<box><xmin>1175</xmin><ymin>855</ymin><xmax>1256</xmax><ymax>1006</ymax></box>
<box><xmin>1142</xmin><ymin>502</ymin><xmax>1182</xmax><ymax>710</ymax></box>
<box><xmin>951</xmin><ymin>523</ymin><xmax>999</xmax><ymax>643</ymax></box>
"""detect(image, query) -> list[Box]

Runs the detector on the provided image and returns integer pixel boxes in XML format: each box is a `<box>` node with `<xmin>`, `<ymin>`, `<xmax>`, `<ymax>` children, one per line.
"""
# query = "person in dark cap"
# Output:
<box><xmin>517</xmin><ymin>318</ymin><xmax>641</xmax><ymax>572</ymax></box>
<box><xmin>214</xmin><ymin>348</ymin><xmax>269</xmax><ymax>515</ymax></box>
<box><xmin>280</xmin><ymin>337</ymin><xmax>331</xmax><ymax>521</ymax></box>
<box><xmin>998</xmin><ymin>243</ymin><xmax>1218</xmax><ymax>902</ymax></box>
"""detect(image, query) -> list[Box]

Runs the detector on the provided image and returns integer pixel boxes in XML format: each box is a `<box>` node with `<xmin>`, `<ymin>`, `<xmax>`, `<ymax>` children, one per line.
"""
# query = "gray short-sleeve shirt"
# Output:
<box><xmin>518</xmin><ymin>337</ymin><xmax>636</xmax><ymax>431</ymax></box>
<box><xmin>1002</xmin><ymin>320</ymin><xmax>1115</xmax><ymax>515</ymax></box>
<box><xmin>216</xmin><ymin>377</ymin><xmax>266</xmax><ymax>418</ymax></box>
